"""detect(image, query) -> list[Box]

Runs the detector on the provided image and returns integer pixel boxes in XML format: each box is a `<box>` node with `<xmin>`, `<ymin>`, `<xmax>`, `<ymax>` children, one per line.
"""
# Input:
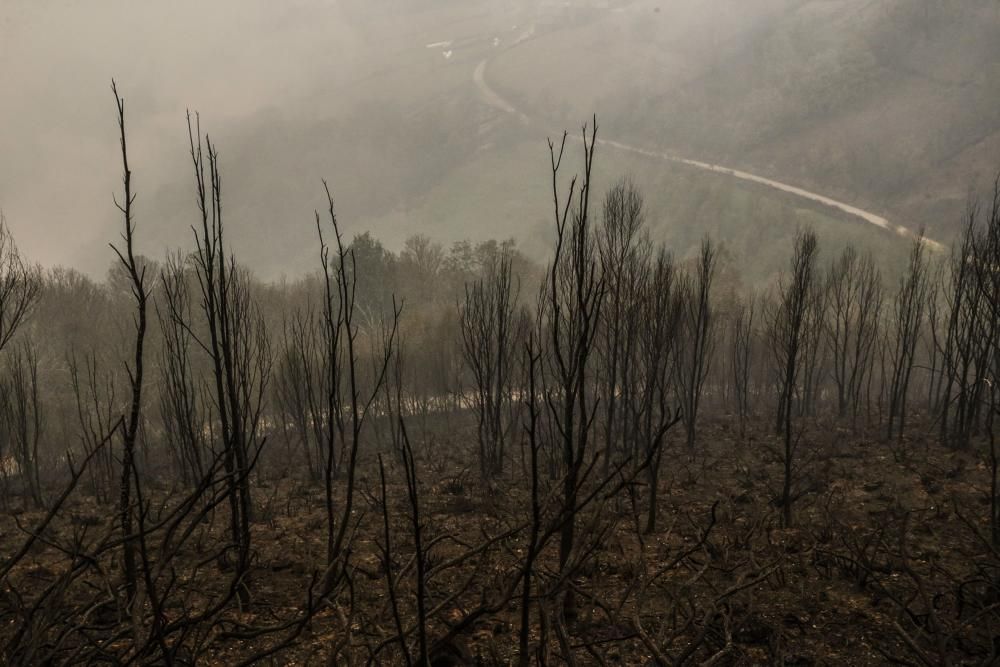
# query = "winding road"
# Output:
<box><xmin>472</xmin><ymin>55</ymin><xmax>944</xmax><ymax>251</ymax></box>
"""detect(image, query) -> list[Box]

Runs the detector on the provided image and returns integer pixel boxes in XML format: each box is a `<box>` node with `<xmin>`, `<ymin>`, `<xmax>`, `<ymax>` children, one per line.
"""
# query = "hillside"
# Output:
<box><xmin>0</xmin><ymin>0</ymin><xmax>942</xmax><ymax>279</ymax></box>
<box><xmin>488</xmin><ymin>0</ymin><xmax>1000</xmax><ymax>241</ymax></box>
<box><xmin>128</xmin><ymin>0</ymin><xmax>916</xmax><ymax>283</ymax></box>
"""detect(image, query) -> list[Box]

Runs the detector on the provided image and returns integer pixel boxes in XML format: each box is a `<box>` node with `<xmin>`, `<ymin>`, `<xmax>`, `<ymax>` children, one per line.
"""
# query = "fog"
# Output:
<box><xmin>4</xmin><ymin>3</ymin><xmax>1000</xmax><ymax>663</ymax></box>
<box><xmin>2</xmin><ymin>0</ymin><xmax>999</xmax><ymax>277</ymax></box>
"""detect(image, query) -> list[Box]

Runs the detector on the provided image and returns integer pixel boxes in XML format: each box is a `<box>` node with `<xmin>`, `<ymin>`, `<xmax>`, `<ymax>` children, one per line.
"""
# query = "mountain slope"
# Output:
<box><xmin>489</xmin><ymin>0</ymin><xmax>1000</xmax><ymax>240</ymax></box>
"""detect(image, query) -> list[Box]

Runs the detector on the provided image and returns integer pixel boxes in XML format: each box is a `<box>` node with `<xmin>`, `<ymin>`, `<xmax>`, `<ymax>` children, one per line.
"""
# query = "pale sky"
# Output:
<box><xmin>0</xmin><ymin>1</ymin><xmax>373</xmax><ymax>273</ymax></box>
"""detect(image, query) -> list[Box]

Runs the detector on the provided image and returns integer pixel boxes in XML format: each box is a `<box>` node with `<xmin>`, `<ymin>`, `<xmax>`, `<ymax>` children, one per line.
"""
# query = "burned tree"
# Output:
<box><xmin>0</xmin><ymin>215</ymin><xmax>41</xmax><ymax>356</ymax></box>
<box><xmin>824</xmin><ymin>246</ymin><xmax>882</xmax><ymax>423</ymax></box>
<box><xmin>675</xmin><ymin>237</ymin><xmax>718</xmax><ymax>450</ymax></box>
<box><xmin>157</xmin><ymin>255</ymin><xmax>206</xmax><ymax>487</ymax></box>
<box><xmin>539</xmin><ymin>121</ymin><xmax>605</xmax><ymax>604</ymax></box>
<box><xmin>768</xmin><ymin>229</ymin><xmax>819</xmax><ymax>528</ymax></box>
<box><xmin>597</xmin><ymin>177</ymin><xmax>646</xmax><ymax>471</ymax></box>
<box><xmin>0</xmin><ymin>216</ymin><xmax>41</xmax><ymax>505</ymax></box>
<box><xmin>273</xmin><ymin>307</ymin><xmax>323</xmax><ymax>480</ymax></box>
<box><xmin>886</xmin><ymin>234</ymin><xmax>931</xmax><ymax>441</ymax></box>
<box><xmin>730</xmin><ymin>293</ymin><xmax>756</xmax><ymax>439</ymax></box>
<box><xmin>180</xmin><ymin>113</ymin><xmax>272</xmax><ymax>599</ymax></box>
<box><xmin>459</xmin><ymin>248</ymin><xmax>521</xmax><ymax>479</ymax></box>
<box><xmin>631</xmin><ymin>248</ymin><xmax>683</xmax><ymax>533</ymax></box>
<box><xmin>316</xmin><ymin>183</ymin><xmax>400</xmax><ymax>584</ymax></box>
<box><xmin>966</xmin><ymin>180</ymin><xmax>1000</xmax><ymax>544</ymax></box>
<box><xmin>0</xmin><ymin>343</ymin><xmax>44</xmax><ymax>508</ymax></box>
<box><xmin>69</xmin><ymin>351</ymin><xmax>119</xmax><ymax>503</ymax></box>
<box><xmin>798</xmin><ymin>267</ymin><xmax>828</xmax><ymax>418</ymax></box>
<box><xmin>109</xmin><ymin>81</ymin><xmax>149</xmax><ymax>608</ymax></box>
<box><xmin>937</xmin><ymin>214</ymin><xmax>987</xmax><ymax>450</ymax></box>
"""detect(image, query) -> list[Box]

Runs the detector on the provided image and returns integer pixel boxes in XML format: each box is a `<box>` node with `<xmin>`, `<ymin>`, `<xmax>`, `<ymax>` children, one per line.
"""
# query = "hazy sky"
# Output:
<box><xmin>0</xmin><ymin>1</ymin><xmax>380</xmax><ymax>272</ymax></box>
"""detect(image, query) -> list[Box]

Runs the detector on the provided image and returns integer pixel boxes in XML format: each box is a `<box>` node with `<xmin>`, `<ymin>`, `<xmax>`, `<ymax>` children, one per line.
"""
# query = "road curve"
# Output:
<box><xmin>473</xmin><ymin>60</ymin><xmax>529</xmax><ymax>123</ymax></box>
<box><xmin>473</xmin><ymin>58</ymin><xmax>943</xmax><ymax>251</ymax></box>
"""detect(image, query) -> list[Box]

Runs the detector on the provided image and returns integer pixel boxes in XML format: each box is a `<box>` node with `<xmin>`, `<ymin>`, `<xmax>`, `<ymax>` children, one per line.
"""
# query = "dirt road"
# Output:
<box><xmin>473</xmin><ymin>55</ymin><xmax>943</xmax><ymax>250</ymax></box>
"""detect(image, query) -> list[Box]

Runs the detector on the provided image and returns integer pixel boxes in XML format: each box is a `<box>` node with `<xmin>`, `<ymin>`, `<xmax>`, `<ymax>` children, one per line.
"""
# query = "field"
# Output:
<box><xmin>2</xmin><ymin>411</ymin><xmax>996</xmax><ymax>665</ymax></box>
